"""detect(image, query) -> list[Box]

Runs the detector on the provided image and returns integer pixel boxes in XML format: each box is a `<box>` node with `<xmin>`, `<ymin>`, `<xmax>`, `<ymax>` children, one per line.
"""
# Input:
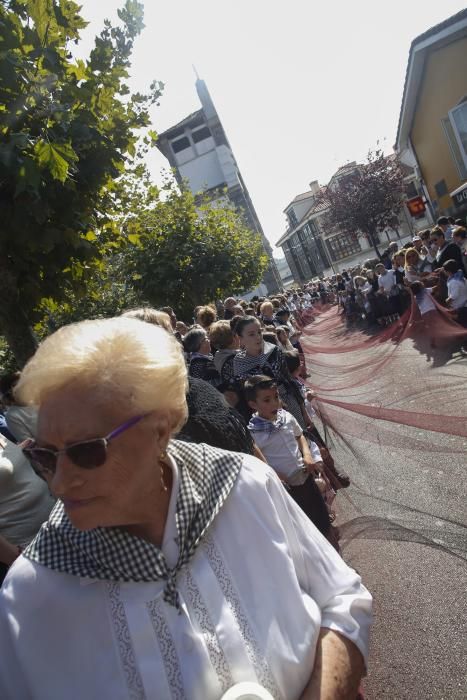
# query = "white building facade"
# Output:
<box><xmin>157</xmin><ymin>79</ymin><xmax>282</xmax><ymax>293</ymax></box>
<box><xmin>277</xmin><ymin>165</ymin><xmax>424</xmax><ymax>284</ymax></box>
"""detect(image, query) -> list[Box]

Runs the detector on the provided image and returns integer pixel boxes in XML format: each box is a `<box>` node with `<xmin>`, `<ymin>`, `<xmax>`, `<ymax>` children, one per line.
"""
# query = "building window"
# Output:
<box><xmin>308</xmin><ymin>219</ymin><xmax>321</xmax><ymax>237</ymax></box>
<box><xmin>405</xmin><ymin>181</ymin><xmax>418</xmax><ymax>199</ymax></box>
<box><xmin>283</xmin><ymin>241</ymin><xmax>302</xmax><ymax>282</ymax></box>
<box><xmin>171</xmin><ymin>136</ymin><xmax>191</xmax><ymax>154</ymax></box>
<box><xmin>192</xmin><ymin>126</ymin><xmax>211</xmax><ymax>143</ymax></box>
<box><xmin>287</xmin><ymin>209</ymin><xmax>298</xmax><ymax>228</ymax></box>
<box><xmin>300</xmin><ymin>220</ymin><xmax>331</xmax><ymax>271</ymax></box>
<box><xmin>442</xmin><ymin>116</ymin><xmax>467</xmax><ymax>180</ymax></box>
<box><xmin>434</xmin><ymin>179</ymin><xmax>448</xmax><ymax>198</ymax></box>
<box><xmin>285</xmin><ymin>234</ymin><xmax>311</xmax><ymax>281</ymax></box>
<box><xmin>326</xmin><ymin>232</ymin><xmax>361</xmax><ymax>262</ymax></box>
<box><xmin>449</xmin><ymin>98</ymin><xmax>467</xmax><ymax>176</ymax></box>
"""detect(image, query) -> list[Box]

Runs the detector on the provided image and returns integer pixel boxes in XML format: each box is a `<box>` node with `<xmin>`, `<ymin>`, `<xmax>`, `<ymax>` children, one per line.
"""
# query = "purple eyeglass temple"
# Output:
<box><xmin>106</xmin><ymin>414</ymin><xmax>146</xmax><ymax>441</ymax></box>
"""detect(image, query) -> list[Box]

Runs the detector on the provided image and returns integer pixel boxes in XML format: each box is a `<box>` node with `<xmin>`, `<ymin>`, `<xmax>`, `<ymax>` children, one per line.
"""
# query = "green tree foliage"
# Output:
<box><xmin>0</xmin><ymin>0</ymin><xmax>162</xmax><ymax>365</ymax></box>
<box><xmin>36</xmin><ymin>256</ymin><xmax>142</xmax><ymax>335</ymax></box>
<box><xmin>317</xmin><ymin>149</ymin><xmax>405</xmax><ymax>258</ymax></box>
<box><xmin>122</xmin><ymin>177</ymin><xmax>269</xmax><ymax>321</ymax></box>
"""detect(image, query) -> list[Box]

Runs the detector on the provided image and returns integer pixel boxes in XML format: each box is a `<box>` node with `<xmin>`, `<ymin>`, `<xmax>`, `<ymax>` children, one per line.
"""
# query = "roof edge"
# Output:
<box><xmin>158</xmin><ymin>109</ymin><xmax>204</xmax><ymax>139</ymax></box>
<box><xmin>396</xmin><ymin>9</ymin><xmax>467</xmax><ymax>150</ymax></box>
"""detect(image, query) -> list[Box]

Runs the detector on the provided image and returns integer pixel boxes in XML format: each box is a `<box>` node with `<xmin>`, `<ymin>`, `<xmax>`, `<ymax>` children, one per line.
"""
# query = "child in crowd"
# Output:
<box><xmin>410</xmin><ymin>281</ymin><xmax>436</xmax><ymax>316</ymax></box>
<box><xmin>283</xmin><ymin>350</ymin><xmax>315</xmax><ymax>424</ymax></box>
<box><xmin>245</xmin><ymin>375</ymin><xmax>335</xmax><ymax>541</ymax></box>
<box><xmin>392</xmin><ymin>251</ymin><xmax>406</xmax><ymax>285</ymax></box>
<box><xmin>410</xmin><ymin>281</ymin><xmax>439</xmax><ymax>350</ymax></box>
<box><xmin>284</xmin><ymin>351</ymin><xmax>351</xmax><ymax>489</ymax></box>
<box><xmin>375</xmin><ymin>262</ymin><xmax>400</xmax><ymax>325</ymax></box>
<box><xmin>276</xmin><ymin>325</ymin><xmax>294</xmax><ymax>351</ymax></box>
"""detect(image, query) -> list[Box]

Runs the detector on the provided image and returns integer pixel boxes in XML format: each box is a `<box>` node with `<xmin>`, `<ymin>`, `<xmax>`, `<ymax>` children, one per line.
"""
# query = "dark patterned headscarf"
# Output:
<box><xmin>177</xmin><ymin>378</ymin><xmax>254</xmax><ymax>454</ymax></box>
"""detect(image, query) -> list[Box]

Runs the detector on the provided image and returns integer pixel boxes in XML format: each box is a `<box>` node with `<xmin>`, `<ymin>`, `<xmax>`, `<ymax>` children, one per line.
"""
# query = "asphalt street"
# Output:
<box><xmin>305</xmin><ymin>314</ymin><xmax>467</xmax><ymax>700</ymax></box>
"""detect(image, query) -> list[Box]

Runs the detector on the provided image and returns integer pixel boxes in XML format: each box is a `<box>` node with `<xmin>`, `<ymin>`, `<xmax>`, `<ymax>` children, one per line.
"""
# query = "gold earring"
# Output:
<box><xmin>160</xmin><ymin>462</ymin><xmax>168</xmax><ymax>493</ymax></box>
<box><xmin>160</xmin><ymin>450</ymin><xmax>167</xmax><ymax>460</ymax></box>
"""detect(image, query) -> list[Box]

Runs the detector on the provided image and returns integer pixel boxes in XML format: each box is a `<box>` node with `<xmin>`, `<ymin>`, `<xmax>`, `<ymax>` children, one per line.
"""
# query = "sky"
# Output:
<box><xmin>77</xmin><ymin>0</ymin><xmax>466</xmax><ymax>255</ymax></box>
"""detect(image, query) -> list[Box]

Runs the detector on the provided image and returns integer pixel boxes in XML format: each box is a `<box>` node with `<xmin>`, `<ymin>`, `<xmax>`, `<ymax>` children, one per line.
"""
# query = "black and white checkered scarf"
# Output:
<box><xmin>233</xmin><ymin>341</ymin><xmax>280</xmax><ymax>378</ymax></box>
<box><xmin>23</xmin><ymin>440</ymin><xmax>242</xmax><ymax>609</ymax></box>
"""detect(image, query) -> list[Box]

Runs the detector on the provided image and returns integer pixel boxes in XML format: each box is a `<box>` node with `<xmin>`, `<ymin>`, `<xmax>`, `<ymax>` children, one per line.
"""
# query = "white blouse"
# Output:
<box><xmin>0</xmin><ymin>454</ymin><xmax>372</xmax><ymax>700</ymax></box>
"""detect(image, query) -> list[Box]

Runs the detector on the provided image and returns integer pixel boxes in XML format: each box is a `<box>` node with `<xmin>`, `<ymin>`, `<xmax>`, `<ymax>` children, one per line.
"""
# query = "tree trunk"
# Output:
<box><xmin>368</xmin><ymin>230</ymin><xmax>381</xmax><ymax>259</ymax></box>
<box><xmin>0</xmin><ymin>262</ymin><xmax>37</xmax><ymax>368</ymax></box>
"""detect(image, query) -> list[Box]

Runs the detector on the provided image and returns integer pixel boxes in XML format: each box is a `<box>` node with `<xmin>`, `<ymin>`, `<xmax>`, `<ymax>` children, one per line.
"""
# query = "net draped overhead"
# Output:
<box><xmin>300</xmin><ymin>300</ymin><xmax>467</xmax><ymax>452</ymax></box>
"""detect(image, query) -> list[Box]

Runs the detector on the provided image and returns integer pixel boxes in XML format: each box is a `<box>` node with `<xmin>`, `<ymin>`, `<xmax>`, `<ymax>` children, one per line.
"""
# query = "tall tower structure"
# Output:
<box><xmin>156</xmin><ymin>78</ymin><xmax>281</xmax><ymax>294</ymax></box>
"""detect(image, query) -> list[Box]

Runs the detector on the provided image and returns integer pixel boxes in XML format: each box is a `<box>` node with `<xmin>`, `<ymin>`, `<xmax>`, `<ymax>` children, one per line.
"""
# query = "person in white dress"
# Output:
<box><xmin>0</xmin><ymin>317</ymin><xmax>372</xmax><ymax>700</ymax></box>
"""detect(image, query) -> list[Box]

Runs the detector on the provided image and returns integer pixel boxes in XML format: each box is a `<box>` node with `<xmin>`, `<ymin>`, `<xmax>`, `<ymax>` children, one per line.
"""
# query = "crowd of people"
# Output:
<box><xmin>0</xmin><ymin>215</ymin><xmax>465</xmax><ymax>698</ymax></box>
<box><xmin>0</xmin><ymin>276</ymin><xmax>375</xmax><ymax>698</ymax></box>
<box><xmin>327</xmin><ymin>217</ymin><xmax>467</xmax><ymax>329</ymax></box>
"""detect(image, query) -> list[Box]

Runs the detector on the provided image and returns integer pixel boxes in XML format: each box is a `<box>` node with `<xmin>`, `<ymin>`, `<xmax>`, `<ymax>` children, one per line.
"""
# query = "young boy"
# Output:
<box><xmin>245</xmin><ymin>375</ymin><xmax>332</xmax><ymax>539</ymax></box>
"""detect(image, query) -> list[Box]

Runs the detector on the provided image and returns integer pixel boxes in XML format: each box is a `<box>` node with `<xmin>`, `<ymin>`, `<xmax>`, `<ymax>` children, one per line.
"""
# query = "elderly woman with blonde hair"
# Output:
<box><xmin>0</xmin><ymin>317</ymin><xmax>371</xmax><ymax>700</ymax></box>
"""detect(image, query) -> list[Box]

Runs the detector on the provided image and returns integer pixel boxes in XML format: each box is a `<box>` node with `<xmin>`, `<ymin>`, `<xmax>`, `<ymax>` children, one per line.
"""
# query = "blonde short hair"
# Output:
<box><xmin>122</xmin><ymin>307</ymin><xmax>173</xmax><ymax>334</ymax></box>
<box><xmin>404</xmin><ymin>247</ymin><xmax>420</xmax><ymax>268</ymax></box>
<box><xmin>15</xmin><ymin>317</ymin><xmax>188</xmax><ymax>433</ymax></box>
<box><xmin>260</xmin><ymin>301</ymin><xmax>273</xmax><ymax>316</ymax></box>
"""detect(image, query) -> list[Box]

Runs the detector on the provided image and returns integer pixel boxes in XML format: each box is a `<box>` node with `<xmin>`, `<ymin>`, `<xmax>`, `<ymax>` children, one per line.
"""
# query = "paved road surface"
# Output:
<box><xmin>305</xmin><ymin>314</ymin><xmax>467</xmax><ymax>700</ymax></box>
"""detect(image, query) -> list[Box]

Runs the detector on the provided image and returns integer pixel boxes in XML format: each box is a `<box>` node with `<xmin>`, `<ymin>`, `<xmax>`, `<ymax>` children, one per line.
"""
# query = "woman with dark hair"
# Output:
<box><xmin>431</xmin><ymin>227</ymin><xmax>465</xmax><ymax>273</ymax></box>
<box><xmin>182</xmin><ymin>328</ymin><xmax>221</xmax><ymax>386</ymax></box>
<box><xmin>221</xmin><ymin>316</ymin><xmax>310</xmax><ymax>431</ymax></box>
<box><xmin>336</xmin><ymin>274</ymin><xmax>345</xmax><ymax>292</ymax></box>
<box><xmin>229</xmin><ymin>314</ymin><xmax>244</xmax><ymax>336</ymax></box>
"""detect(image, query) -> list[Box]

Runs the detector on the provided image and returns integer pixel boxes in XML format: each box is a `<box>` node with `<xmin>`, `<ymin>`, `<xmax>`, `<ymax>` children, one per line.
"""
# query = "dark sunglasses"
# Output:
<box><xmin>22</xmin><ymin>414</ymin><xmax>146</xmax><ymax>475</ymax></box>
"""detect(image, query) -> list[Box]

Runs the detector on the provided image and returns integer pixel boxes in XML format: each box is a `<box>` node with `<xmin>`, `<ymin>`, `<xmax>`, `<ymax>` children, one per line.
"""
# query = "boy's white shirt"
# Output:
<box><xmin>447</xmin><ymin>276</ymin><xmax>467</xmax><ymax>309</ymax></box>
<box><xmin>250</xmin><ymin>409</ymin><xmax>321</xmax><ymax>486</ymax></box>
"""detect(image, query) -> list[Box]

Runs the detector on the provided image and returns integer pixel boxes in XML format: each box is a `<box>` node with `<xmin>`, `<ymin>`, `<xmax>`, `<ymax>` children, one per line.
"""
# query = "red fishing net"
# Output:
<box><xmin>301</xmin><ymin>299</ymin><xmax>467</xmax><ymax>451</ymax></box>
